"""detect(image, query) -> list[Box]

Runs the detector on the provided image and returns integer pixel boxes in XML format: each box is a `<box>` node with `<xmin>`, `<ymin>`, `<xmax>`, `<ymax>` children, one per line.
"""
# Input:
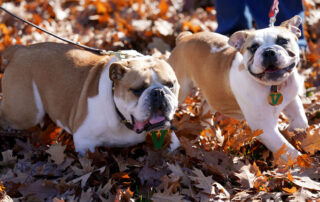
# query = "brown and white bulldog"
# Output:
<box><xmin>168</xmin><ymin>16</ymin><xmax>308</xmax><ymax>160</ymax></box>
<box><xmin>0</xmin><ymin>42</ymin><xmax>180</xmax><ymax>154</ymax></box>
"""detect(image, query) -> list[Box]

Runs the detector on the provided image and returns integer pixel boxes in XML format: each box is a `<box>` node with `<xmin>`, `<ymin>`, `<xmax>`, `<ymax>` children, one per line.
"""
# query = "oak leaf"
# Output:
<box><xmin>283</xmin><ymin>186</ymin><xmax>297</xmax><ymax>194</ymax></box>
<box><xmin>234</xmin><ymin>163</ymin><xmax>255</xmax><ymax>188</ymax></box>
<box><xmin>291</xmin><ymin>175</ymin><xmax>320</xmax><ymax>191</ymax></box>
<box><xmin>300</xmin><ymin>127</ymin><xmax>320</xmax><ymax>154</ymax></box>
<box><xmin>151</xmin><ymin>192</ymin><xmax>185</xmax><ymax>202</ymax></box>
<box><xmin>167</xmin><ymin>163</ymin><xmax>190</xmax><ymax>185</ymax></box>
<box><xmin>46</xmin><ymin>142</ymin><xmax>66</xmax><ymax>164</ymax></box>
<box><xmin>189</xmin><ymin>168</ymin><xmax>229</xmax><ymax>198</ymax></box>
<box><xmin>0</xmin><ymin>150</ymin><xmax>16</xmax><ymax>166</ymax></box>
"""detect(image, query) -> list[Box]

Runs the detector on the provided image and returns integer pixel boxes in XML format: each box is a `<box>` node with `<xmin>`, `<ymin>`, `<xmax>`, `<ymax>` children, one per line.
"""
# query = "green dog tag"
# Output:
<box><xmin>268</xmin><ymin>92</ymin><xmax>283</xmax><ymax>106</ymax></box>
<box><xmin>151</xmin><ymin>130</ymin><xmax>167</xmax><ymax>149</ymax></box>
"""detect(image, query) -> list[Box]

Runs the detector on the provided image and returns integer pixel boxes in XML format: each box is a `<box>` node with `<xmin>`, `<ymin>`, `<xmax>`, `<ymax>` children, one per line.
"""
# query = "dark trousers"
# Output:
<box><xmin>215</xmin><ymin>0</ymin><xmax>306</xmax><ymax>47</ymax></box>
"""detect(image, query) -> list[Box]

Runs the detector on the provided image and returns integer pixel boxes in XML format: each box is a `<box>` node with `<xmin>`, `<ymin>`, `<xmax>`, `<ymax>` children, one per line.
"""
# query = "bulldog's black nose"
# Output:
<box><xmin>262</xmin><ymin>48</ymin><xmax>278</xmax><ymax>68</ymax></box>
<box><xmin>150</xmin><ymin>88</ymin><xmax>167</xmax><ymax>111</ymax></box>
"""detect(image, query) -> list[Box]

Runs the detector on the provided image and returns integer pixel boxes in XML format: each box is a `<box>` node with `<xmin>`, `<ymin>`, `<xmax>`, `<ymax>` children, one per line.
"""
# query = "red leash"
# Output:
<box><xmin>269</xmin><ymin>0</ymin><xmax>279</xmax><ymax>26</ymax></box>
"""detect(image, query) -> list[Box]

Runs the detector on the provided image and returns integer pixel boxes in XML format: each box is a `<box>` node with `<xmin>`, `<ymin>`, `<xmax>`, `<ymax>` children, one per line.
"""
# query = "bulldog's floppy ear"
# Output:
<box><xmin>109</xmin><ymin>62</ymin><xmax>129</xmax><ymax>81</ymax></box>
<box><xmin>280</xmin><ymin>15</ymin><xmax>302</xmax><ymax>38</ymax></box>
<box><xmin>228</xmin><ymin>31</ymin><xmax>249</xmax><ymax>50</ymax></box>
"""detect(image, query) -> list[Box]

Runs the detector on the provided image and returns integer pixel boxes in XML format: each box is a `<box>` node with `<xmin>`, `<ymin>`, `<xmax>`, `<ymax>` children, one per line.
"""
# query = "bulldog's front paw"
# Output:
<box><xmin>280</xmin><ymin>145</ymin><xmax>301</xmax><ymax>161</ymax></box>
<box><xmin>287</xmin><ymin>119</ymin><xmax>308</xmax><ymax>131</ymax></box>
<box><xmin>73</xmin><ymin>136</ymin><xmax>96</xmax><ymax>156</ymax></box>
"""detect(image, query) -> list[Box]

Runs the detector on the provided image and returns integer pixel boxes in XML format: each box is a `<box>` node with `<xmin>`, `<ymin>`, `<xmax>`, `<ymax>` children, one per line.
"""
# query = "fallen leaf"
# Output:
<box><xmin>0</xmin><ymin>150</ymin><xmax>16</xmax><ymax>166</ymax></box>
<box><xmin>46</xmin><ymin>142</ymin><xmax>66</xmax><ymax>164</ymax></box>
<box><xmin>283</xmin><ymin>186</ymin><xmax>297</xmax><ymax>194</ymax></box>
<box><xmin>300</xmin><ymin>126</ymin><xmax>320</xmax><ymax>154</ymax></box>
<box><xmin>189</xmin><ymin>167</ymin><xmax>229</xmax><ymax>198</ymax></box>
<box><xmin>151</xmin><ymin>192</ymin><xmax>185</xmax><ymax>202</ymax></box>
<box><xmin>292</xmin><ymin>175</ymin><xmax>320</xmax><ymax>191</ymax></box>
<box><xmin>18</xmin><ymin>180</ymin><xmax>59</xmax><ymax>201</ymax></box>
<box><xmin>234</xmin><ymin>163</ymin><xmax>255</xmax><ymax>188</ymax></box>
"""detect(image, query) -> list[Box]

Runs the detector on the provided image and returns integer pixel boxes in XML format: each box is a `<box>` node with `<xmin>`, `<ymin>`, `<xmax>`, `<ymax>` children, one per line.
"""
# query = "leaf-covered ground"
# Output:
<box><xmin>0</xmin><ymin>0</ymin><xmax>320</xmax><ymax>201</ymax></box>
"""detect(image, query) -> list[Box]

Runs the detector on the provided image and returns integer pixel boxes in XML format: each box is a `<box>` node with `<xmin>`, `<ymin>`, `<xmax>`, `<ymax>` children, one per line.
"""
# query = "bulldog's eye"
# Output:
<box><xmin>130</xmin><ymin>87</ymin><xmax>146</xmax><ymax>97</ymax></box>
<box><xmin>164</xmin><ymin>82</ymin><xmax>174</xmax><ymax>89</ymax></box>
<box><xmin>276</xmin><ymin>37</ymin><xmax>289</xmax><ymax>46</ymax></box>
<box><xmin>248</xmin><ymin>43</ymin><xmax>260</xmax><ymax>53</ymax></box>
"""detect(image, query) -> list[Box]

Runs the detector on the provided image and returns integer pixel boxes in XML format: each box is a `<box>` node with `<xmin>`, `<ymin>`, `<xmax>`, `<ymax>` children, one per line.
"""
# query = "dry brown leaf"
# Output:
<box><xmin>287</xmin><ymin>170</ymin><xmax>294</xmax><ymax>182</ymax></box>
<box><xmin>202</xmin><ymin>150</ymin><xmax>233</xmax><ymax>179</ymax></box>
<box><xmin>234</xmin><ymin>163</ymin><xmax>255</xmax><ymax>188</ymax></box>
<box><xmin>79</xmin><ymin>188</ymin><xmax>93</xmax><ymax>202</ymax></box>
<box><xmin>0</xmin><ymin>150</ymin><xmax>16</xmax><ymax>166</ymax></box>
<box><xmin>18</xmin><ymin>180</ymin><xmax>59</xmax><ymax>201</ymax></box>
<box><xmin>189</xmin><ymin>167</ymin><xmax>229</xmax><ymax>199</ymax></box>
<box><xmin>292</xmin><ymin>175</ymin><xmax>320</xmax><ymax>191</ymax></box>
<box><xmin>151</xmin><ymin>192</ymin><xmax>185</xmax><ymax>202</ymax></box>
<box><xmin>272</xmin><ymin>144</ymin><xmax>288</xmax><ymax>167</ymax></box>
<box><xmin>46</xmin><ymin>142</ymin><xmax>66</xmax><ymax>164</ymax></box>
<box><xmin>282</xmin><ymin>186</ymin><xmax>297</xmax><ymax>194</ymax></box>
<box><xmin>300</xmin><ymin>127</ymin><xmax>320</xmax><ymax>154</ymax></box>
<box><xmin>189</xmin><ymin>168</ymin><xmax>215</xmax><ymax>194</ymax></box>
<box><xmin>167</xmin><ymin>163</ymin><xmax>190</xmax><ymax>185</ymax></box>
<box><xmin>296</xmin><ymin>154</ymin><xmax>313</xmax><ymax>168</ymax></box>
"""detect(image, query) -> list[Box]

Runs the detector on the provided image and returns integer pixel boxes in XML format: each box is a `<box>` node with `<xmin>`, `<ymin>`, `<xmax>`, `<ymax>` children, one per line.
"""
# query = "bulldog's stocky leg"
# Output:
<box><xmin>73</xmin><ymin>130</ymin><xmax>101</xmax><ymax>155</ymax></box>
<box><xmin>243</xmin><ymin>110</ymin><xmax>301</xmax><ymax>160</ymax></box>
<box><xmin>178</xmin><ymin>79</ymin><xmax>194</xmax><ymax>104</ymax></box>
<box><xmin>283</xmin><ymin>96</ymin><xmax>308</xmax><ymax>130</ymax></box>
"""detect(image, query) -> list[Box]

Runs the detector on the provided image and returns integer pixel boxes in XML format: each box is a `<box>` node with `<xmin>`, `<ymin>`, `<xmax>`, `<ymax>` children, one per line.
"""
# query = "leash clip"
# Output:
<box><xmin>268</xmin><ymin>0</ymin><xmax>279</xmax><ymax>27</ymax></box>
<box><xmin>269</xmin><ymin>16</ymin><xmax>276</xmax><ymax>27</ymax></box>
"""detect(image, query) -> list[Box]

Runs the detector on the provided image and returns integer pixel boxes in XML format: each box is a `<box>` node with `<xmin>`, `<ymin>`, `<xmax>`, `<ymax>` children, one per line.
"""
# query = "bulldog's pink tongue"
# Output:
<box><xmin>133</xmin><ymin>120</ymin><xmax>148</xmax><ymax>132</ymax></box>
<box><xmin>149</xmin><ymin>115</ymin><xmax>165</xmax><ymax>124</ymax></box>
<box><xmin>133</xmin><ymin>115</ymin><xmax>165</xmax><ymax>132</ymax></box>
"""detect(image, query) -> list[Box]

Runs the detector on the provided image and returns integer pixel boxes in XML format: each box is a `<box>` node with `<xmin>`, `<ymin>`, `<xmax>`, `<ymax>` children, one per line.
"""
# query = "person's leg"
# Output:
<box><xmin>246</xmin><ymin>0</ymin><xmax>306</xmax><ymax>47</ymax></box>
<box><xmin>215</xmin><ymin>0</ymin><xmax>252</xmax><ymax>36</ymax></box>
<box><xmin>246</xmin><ymin>0</ymin><xmax>273</xmax><ymax>29</ymax></box>
<box><xmin>276</xmin><ymin>0</ymin><xmax>306</xmax><ymax>47</ymax></box>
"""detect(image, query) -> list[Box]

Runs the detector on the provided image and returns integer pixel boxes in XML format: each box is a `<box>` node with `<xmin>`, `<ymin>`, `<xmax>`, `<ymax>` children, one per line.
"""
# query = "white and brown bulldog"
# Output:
<box><xmin>168</xmin><ymin>16</ymin><xmax>308</xmax><ymax>159</ymax></box>
<box><xmin>0</xmin><ymin>42</ymin><xmax>179</xmax><ymax>154</ymax></box>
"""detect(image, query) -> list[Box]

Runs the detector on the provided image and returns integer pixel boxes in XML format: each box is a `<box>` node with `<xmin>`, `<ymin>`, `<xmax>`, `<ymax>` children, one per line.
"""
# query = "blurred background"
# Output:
<box><xmin>0</xmin><ymin>1</ymin><xmax>320</xmax><ymax>201</ymax></box>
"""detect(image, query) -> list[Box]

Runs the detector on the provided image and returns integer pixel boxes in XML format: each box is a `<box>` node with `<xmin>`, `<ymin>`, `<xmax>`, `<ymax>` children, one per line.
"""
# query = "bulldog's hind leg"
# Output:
<box><xmin>0</xmin><ymin>73</ymin><xmax>45</xmax><ymax>129</ymax></box>
<box><xmin>178</xmin><ymin>78</ymin><xmax>194</xmax><ymax>104</ymax></box>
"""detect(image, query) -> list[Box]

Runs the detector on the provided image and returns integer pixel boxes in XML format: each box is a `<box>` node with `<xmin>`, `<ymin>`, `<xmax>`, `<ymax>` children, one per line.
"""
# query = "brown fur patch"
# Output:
<box><xmin>113</xmin><ymin>58</ymin><xmax>178</xmax><ymax>104</ymax></box>
<box><xmin>0</xmin><ymin>42</ymin><xmax>110</xmax><ymax>132</ymax></box>
<box><xmin>168</xmin><ymin>32</ymin><xmax>244</xmax><ymax>119</ymax></box>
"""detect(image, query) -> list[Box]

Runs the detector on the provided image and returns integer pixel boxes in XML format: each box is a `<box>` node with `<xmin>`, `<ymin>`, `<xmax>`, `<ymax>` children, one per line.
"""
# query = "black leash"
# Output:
<box><xmin>0</xmin><ymin>6</ymin><xmax>106</xmax><ymax>55</ymax></box>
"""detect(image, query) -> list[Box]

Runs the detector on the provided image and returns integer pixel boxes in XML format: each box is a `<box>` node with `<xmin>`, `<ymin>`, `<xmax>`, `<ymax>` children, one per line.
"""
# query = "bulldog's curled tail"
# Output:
<box><xmin>176</xmin><ymin>31</ymin><xmax>192</xmax><ymax>45</ymax></box>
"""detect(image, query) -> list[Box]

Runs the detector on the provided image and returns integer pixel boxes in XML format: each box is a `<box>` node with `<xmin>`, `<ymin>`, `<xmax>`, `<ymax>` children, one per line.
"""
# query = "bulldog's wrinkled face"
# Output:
<box><xmin>228</xmin><ymin>16</ymin><xmax>302</xmax><ymax>85</ymax></box>
<box><xmin>109</xmin><ymin>57</ymin><xmax>179</xmax><ymax>134</ymax></box>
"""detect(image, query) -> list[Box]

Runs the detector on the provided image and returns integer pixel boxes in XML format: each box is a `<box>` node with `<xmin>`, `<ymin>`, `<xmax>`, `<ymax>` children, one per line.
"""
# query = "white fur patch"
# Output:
<box><xmin>32</xmin><ymin>81</ymin><xmax>45</xmax><ymax>125</ymax></box>
<box><xmin>73</xmin><ymin>57</ymin><xmax>146</xmax><ymax>154</ymax></box>
<box><xmin>229</xmin><ymin>49</ymin><xmax>305</xmax><ymax>159</ymax></box>
<box><xmin>210</xmin><ymin>45</ymin><xmax>229</xmax><ymax>53</ymax></box>
<box><xmin>232</xmin><ymin>52</ymin><xmax>244</xmax><ymax>72</ymax></box>
<box><xmin>169</xmin><ymin>131</ymin><xmax>180</xmax><ymax>152</ymax></box>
